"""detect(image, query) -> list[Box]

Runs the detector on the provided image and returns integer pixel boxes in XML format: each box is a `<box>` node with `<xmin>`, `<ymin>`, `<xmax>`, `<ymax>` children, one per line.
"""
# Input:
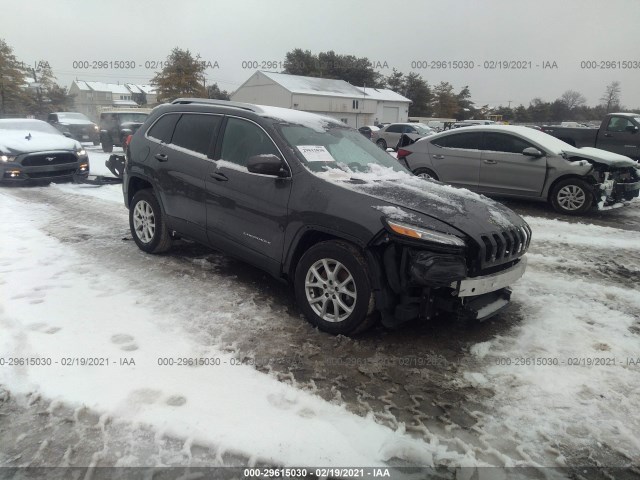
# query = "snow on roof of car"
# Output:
<box><xmin>259</xmin><ymin>71</ymin><xmax>364</xmax><ymax>98</ymax></box>
<box><xmin>256</xmin><ymin>105</ymin><xmax>346</xmax><ymax>132</ymax></box>
<box><xmin>427</xmin><ymin>125</ymin><xmax>573</xmax><ymax>154</ymax></box>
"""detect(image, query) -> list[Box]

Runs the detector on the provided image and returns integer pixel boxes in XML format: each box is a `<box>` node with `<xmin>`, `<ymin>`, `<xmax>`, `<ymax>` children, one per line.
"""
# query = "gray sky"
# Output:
<box><xmin>4</xmin><ymin>0</ymin><xmax>640</xmax><ymax>109</ymax></box>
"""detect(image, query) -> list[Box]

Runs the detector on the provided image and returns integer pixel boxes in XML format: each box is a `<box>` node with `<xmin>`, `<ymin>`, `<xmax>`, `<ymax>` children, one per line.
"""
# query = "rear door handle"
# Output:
<box><xmin>432</xmin><ymin>154</ymin><xmax>445</xmax><ymax>160</ymax></box>
<box><xmin>209</xmin><ymin>171</ymin><xmax>228</xmax><ymax>181</ymax></box>
<box><xmin>604</xmin><ymin>133</ymin><xmax>613</xmax><ymax>137</ymax></box>
<box><xmin>483</xmin><ymin>159</ymin><xmax>497</xmax><ymax>164</ymax></box>
<box><xmin>154</xmin><ymin>153</ymin><xmax>168</xmax><ymax>162</ymax></box>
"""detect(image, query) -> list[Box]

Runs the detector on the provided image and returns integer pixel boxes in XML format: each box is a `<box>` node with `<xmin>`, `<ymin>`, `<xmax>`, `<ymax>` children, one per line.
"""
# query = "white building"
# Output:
<box><xmin>69</xmin><ymin>81</ymin><xmax>158</xmax><ymax>121</ymax></box>
<box><xmin>231</xmin><ymin>71</ymin><xmax>411</xmax><ymax>128</ymax></box>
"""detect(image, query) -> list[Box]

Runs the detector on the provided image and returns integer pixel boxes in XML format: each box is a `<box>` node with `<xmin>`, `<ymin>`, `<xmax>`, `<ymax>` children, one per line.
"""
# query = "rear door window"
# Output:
<box><xmin>171</xmin><ymin>114</ymin><xmax>222</xmax><ymax>156</ymax></box>
<box><xmin>147</xmin><ymin>114</ymin><xmax>179</xmax><ymax>143</ymax></box>
<box><xmin>386</xmin><ymin>124</ymin><xmax>403</xmax><ymax>133</ymax></box>
<box><xmin>432</xmin><ymin>132</ymin><xmax>484</xmax><ymax>150</ymax></box>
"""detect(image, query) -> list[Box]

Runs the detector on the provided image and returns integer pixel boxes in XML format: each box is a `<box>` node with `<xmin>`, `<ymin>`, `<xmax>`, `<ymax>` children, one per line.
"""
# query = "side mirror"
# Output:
<box><xmin>522</xmin><ymin>147</ymin><xmax>543</xmax><ymax>157</ymax></box>
<box><xmin>62</xmin><ymin>132</ymin><xmax>72</xmax><ymax>138</ymax></box>
<box><xmin>625</xmin><ymin>125</ymin><xmax>639</xmax><ymax>133</ymax></box>
<box><xmin>247</xmin><ymin>154</ymin><xmax>285</xmax><ymax>176</ymax></box>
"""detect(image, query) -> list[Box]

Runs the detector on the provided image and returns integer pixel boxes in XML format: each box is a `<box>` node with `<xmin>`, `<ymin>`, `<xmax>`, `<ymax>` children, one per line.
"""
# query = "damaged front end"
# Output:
<box><xmin>370</xmin><ymin>219</ymin><xmax>530</xmax><ymax>328</ymax></box>
<box><xmin>564</xmin><ymin>154</ymin><xmax>640</xmax><ymax>210</ymax></box>
<box><xmin>594</xmin><ymin>166</ymin><xmax>640</xmax><ymax>210</ymax></box>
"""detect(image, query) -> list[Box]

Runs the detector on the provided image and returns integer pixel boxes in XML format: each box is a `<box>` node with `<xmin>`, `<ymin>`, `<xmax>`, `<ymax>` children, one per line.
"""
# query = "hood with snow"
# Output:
<box><xmin>561</xmin><ymin>146</ymin><xmax>638</xmax><ymax>168</ymax></box>
<box><xmin>314</xmin><ymin>165</ymin><xmax>527</xmax><ymax>238</ymax></box>
<box><xmin>0</xmin><ymin>130</ymin><xmax>81</xmax><ymax>155</ymax></box>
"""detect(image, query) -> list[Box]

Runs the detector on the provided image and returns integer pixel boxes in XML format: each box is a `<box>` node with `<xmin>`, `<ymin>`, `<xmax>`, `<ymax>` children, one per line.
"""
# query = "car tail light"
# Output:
<box><xmin>397</xmin><ymin>148</ymin><xmax>412</xmax><ymax>158</ymax></box>
<box><xmin>125</xmin><ymin>134</ymin><xmax>133</xmax><ymax>147</ymax></box>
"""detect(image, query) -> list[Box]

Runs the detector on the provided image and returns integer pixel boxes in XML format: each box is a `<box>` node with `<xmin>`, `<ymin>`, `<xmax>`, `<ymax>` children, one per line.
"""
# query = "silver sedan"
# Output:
<box><xmin>397</xmin><ymin>125</ymin><xmax>640</xmax><ymax>215</ymax></box>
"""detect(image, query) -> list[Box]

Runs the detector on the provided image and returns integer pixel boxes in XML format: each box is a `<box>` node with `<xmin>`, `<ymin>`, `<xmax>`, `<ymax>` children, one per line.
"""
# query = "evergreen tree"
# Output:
<box><xmin>151</xmin><ymin>48</ymin><xmax>207</xmax><ymax>103</ymax></box>
<box><xmin>282</xmin><ymin>49</ymin><xmax>384</xmax><ymax>87</ymax></box>
<box><xmin>403</xmin><ymin>73</ymin><xmax>430</xmax><ymax>116</ymax></box>
<box><xmin>206</xmin><ymin>83</ymin><xmax>230</xmax><ymax>100</ymax></box>
<box><xmin>431</xmin><ymin>81</ymin><xmax>458</xmax><ymax>118</ymax></box>
<box><xmin>385</xmin><ymin>69</ymin><xmax>405</xmax><ymax>93</ymax></box>
<box><xmin>456</xmin><ymin>86</ymin><xmax>473</xmax><ymax>120</ymax></box>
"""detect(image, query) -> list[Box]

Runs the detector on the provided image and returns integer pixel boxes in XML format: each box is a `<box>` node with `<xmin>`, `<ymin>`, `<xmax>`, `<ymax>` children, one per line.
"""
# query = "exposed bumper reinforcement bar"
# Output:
<box><xmin>451</xmin><ymin>256</ymin><xmax>527</xmax><ymax>297</ymax></box>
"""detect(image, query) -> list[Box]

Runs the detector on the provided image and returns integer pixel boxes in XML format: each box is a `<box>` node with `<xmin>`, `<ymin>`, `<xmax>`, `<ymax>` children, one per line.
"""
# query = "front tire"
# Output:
<box><xmin>294</xmin><ymin>240</ymin><xmax>375</xmax><ymax>335</ymax></box>
<box><xmin>376</xmin><ymin>139</ymin><xmax>387</xmax><ymax>150</ymax></box>
<box><xmin>413</xmin><ymin>167</ymin><xmax>439</xmax><ymax>181</ymax></box>
<box><xmin>129</xmin><ymin>189</ymin><xmax>172</xmax><ymax>253</ymax></box>
<box><xmin>550</xmin><ymin>178</ymin><xmax>593</xmax><ymax>215</ymax></box>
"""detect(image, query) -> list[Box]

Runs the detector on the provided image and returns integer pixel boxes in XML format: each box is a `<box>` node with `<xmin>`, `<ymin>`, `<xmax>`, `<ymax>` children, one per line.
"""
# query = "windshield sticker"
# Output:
<box><xmin>297</xmin><ymin>145</ymin><xmax>335</xmax><ymax>162</ymax></box>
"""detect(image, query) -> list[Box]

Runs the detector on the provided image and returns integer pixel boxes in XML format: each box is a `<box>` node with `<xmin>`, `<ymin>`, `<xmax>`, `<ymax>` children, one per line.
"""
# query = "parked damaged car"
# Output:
<box><xmin>397</xmin><ymin>125</ymin><xmax>640</xmax><ymax>215</ymax></box>
<box><xmin>123</xmin><ymin>99</ymin><xmax>530</xmax><ymax>335</ymax></box>
<box><xmin>0</xmin><ymin>119</ymin><xmax>89</xmax><ymax>184</ymax></box>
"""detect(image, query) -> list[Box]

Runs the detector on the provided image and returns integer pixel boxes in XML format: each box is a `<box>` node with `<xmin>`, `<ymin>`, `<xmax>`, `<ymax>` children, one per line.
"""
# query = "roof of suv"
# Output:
<box><xmin>167</xmin><ymin>98</ymin><xmax>346</xmax><ymax>129</ymax></box>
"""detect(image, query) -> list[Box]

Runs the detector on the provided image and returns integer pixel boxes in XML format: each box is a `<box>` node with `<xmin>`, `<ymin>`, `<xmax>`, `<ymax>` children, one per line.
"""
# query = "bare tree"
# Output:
<box><xmin>600</xmin><ymin>81</ymin><xmax>621</xmax><ymax>113</ymax></box>
<box><xmin>560</xmin><ymin>90</ymin><xmax>586</xmax><ymax>110</ymax></box>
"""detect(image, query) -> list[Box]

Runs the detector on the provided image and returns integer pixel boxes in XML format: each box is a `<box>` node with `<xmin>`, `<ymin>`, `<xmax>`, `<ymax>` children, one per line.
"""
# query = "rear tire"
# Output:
<box><xmin>101</xmin><ymin>140</ymin><xmax>113</xmax><ymax>153</ymax></box>
<box><xmin>294</xmin><ymin>240</ymin><xmax>376</xmax><ymax>335</ymax></box>
<box><xmin>129</xmin><ymin>189</ymin><xmax>172</xmax><ymax>253</ymax></box>
<box><xmin>413</xmin><ymin>167</ymin><xmax>439</xmax><ymax>181</ymax></box>
<box><xmin>550</xmin><ymin>178</ymin><xmax>593</xmax><ymax>215</ymax></box>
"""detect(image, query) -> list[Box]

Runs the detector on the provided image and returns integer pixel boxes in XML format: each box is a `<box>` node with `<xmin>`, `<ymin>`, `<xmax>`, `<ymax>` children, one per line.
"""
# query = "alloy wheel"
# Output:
<box><xmin>132</xmin><ymin>200</ymin><xmax>156</xmax><ymax>243</ymax></box>
<box><xmin>304</xmin><ymin>258</ymin><xmax>357</xmax><ymax>322</ymax></box>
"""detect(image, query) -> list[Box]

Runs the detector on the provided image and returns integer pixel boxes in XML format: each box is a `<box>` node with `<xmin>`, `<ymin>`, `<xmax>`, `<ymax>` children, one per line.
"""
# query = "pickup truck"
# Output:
<box><xmin>541</xmin><ymin>112</ymin><xmax>640</xmax><ymax>160</ymax></box>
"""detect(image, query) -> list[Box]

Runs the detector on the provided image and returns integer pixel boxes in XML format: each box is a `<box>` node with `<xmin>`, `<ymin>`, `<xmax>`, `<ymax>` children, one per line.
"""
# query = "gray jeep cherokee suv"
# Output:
<box><xmin>123</xmin><ymin>99</ymin><xmax>530</xmax><ymax>335</ymax></box>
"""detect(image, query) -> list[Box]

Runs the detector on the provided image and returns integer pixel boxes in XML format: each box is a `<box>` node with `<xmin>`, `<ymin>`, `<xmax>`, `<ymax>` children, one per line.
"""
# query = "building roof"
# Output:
<box><xmin>258</xmin><ymin>71</ymin><xmax>364</xmax><ymax>98</ymax></box>
<box><xmin>354</xmin><ymin>87</ymin><xmax>411</xmax><ymax>103</ymax></box>
<box><xmin>125</xmin><ymin>83</ymin><xmax>157</xmax><ymax>95</ymax></box>
<box><xmin>74</xmin><ymin>81</ymin><xmax>156</xmax><ymax>95</ymax></box>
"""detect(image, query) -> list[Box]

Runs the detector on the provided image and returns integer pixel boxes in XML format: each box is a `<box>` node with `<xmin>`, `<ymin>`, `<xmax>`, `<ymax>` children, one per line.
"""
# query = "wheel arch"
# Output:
<box><xmin>127</xmin><ymin>175</ymin><xmax>161</xmax><ymax>211</ymax></box>
<box><xmin>284</xmin><ymin>227</ymin><xmax>367</xmax><ymax>282</ymax></box>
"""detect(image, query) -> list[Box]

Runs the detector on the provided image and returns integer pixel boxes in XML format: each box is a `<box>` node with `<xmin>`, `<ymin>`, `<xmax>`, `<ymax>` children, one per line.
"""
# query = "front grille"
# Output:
<box><xmin>478</xmin><ymin>225</ymin><xmax>532</xmax><ymax>268</ymax></box>
<box><xmin>22</xmin><ymin>153</ymin><xmax>77</xmax><ymax>166</ymax></box>
<box><xmin>68</xmin><ymin>124</ymin><xmax>93</xmax><ymax>134</ymax></box>
<box><xmin>27</xmin><ymin>168</ymin><xmax>76</xmax><ymax>179</ymax></box>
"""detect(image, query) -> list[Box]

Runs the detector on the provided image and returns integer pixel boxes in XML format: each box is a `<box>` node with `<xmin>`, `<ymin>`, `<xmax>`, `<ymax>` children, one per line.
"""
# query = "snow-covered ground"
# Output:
<box><xmin>1</xmin><ymin>145</ymin><xmax>639</xmax><ymax>475</ymax></box>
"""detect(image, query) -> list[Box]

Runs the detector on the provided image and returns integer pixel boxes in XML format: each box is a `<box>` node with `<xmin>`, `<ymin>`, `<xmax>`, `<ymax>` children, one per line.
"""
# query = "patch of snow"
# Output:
<box><xmin>372</xmin><ymin>205</ymin><xmax>417</xmax><ymax>222</ymax></box>
<box><xmin>0</xmin><ymin>193</ymin><xmax>473</xmax><ymax>468</ymax></box>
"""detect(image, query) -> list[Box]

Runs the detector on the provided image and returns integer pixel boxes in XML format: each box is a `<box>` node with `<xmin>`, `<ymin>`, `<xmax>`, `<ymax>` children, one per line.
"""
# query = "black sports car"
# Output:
<box><xmin>0</xmin><ymin>119</ymin><xmax>90</xmax><ymax>184</ymax></box>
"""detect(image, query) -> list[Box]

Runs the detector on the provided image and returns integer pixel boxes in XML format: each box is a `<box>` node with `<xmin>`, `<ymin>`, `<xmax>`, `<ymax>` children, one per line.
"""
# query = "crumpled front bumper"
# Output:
<box><xmin>597</xmin><ymin>178</ymin><xmax>640</xmax><ymax>210</ymax></box>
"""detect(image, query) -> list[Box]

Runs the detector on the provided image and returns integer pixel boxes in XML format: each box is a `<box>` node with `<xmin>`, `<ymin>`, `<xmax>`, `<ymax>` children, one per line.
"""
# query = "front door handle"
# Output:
<box><xmin>483</xmin><ymin>159</ymin><xmax>497</xmax><ymax>164</ymax></box>
<box><xmin>432</xmin><ymin>154</ymin><xmax>445</xmax><ymax>160</ymax></box>
<box><xmin>154</xmin><ymin>153</ymin><xmax>168</xmax><ymax>162</ymax></box>
<box><xmin>604</xmin><ymin>133</ymin><xmax>613</xmax><ymax>138</ymax></box>
<box><xmin>209</xmin><ymin>171</ymin><xmax>228</xmax><ymax>181</ymax></box>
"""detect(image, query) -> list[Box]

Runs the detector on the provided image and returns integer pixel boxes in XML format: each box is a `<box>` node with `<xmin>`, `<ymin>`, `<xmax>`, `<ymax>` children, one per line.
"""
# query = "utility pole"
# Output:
<box><xmin>508</xmin><ymin>100</ymin><xmax>513</xmax><ymax>109</ymax></box>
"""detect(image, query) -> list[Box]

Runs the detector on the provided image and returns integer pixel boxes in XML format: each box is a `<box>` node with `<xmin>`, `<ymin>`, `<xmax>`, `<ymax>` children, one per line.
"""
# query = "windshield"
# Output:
<box><xmin>0</xmin><ymin>120</ymin><xmax>62</xmax><ymax>135</ymax></box>
<box><xmin>119</xmin><ymin>113</ymin><xmax>148</xmax><ymax>123</ymax></box>
<box><xmin>57</xmin><ymin>112</ymin><xmax>90</xmax><ymax>121</ymax></box>
<box><xmin>413</xmin><ymin>124</ymin><xmax>433</xmax><ymax>134</ymax></box>
<box><xmin>277</xmin><ymin>124</ymin><xmax>407</xmax><ymax>174</ymax></box>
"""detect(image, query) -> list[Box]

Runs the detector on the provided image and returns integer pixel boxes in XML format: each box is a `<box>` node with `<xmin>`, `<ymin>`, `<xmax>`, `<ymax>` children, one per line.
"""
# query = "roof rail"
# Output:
<box><xmin>170</xmin><ymin>98</ymin><xmax>261</xmax><ymax>112</ymax></box>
